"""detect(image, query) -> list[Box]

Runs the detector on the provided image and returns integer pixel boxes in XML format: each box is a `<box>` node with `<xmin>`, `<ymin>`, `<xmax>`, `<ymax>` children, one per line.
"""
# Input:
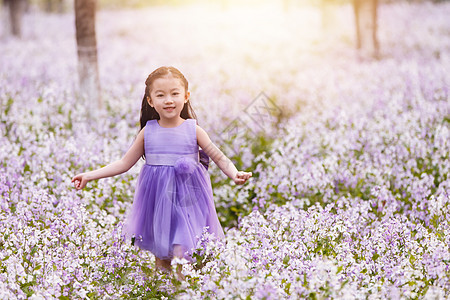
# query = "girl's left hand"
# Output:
<box><xmin>71</xmin><ymin>173</ymin><xmax>90</xmax><ymax>190</ymax></box>
<box><xmin>233</xmin><ymin>171</ymin><xmax>252</xmax><ymax>185</ymax></box>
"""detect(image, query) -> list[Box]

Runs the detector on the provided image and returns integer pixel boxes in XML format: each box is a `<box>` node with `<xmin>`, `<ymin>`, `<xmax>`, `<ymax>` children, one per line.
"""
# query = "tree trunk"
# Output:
<box><xmin>5</xmin><ymin>0</ymin><xmax>25</xmax><ymax>37</ymax></box>
<box><xmin>45</xmin><ymin>0</ymin><xmax>64</xmax><ymax>13</ymax></box>
<box><xmin>353</xmin><ymin>0</ymin><xmax>379</xmax><ymax>58</ymax></box>
<box><xmin>75</xmin><ymin>0</ymin><xmax>101</xmax><ymax>108</ymax></box>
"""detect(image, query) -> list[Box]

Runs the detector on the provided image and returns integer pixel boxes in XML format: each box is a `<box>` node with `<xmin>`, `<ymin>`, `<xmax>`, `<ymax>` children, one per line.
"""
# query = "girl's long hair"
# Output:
<box><xmin>140</xmin><ymin>66</ymin><xmax>197</xmax><ymax>131</ymax></box>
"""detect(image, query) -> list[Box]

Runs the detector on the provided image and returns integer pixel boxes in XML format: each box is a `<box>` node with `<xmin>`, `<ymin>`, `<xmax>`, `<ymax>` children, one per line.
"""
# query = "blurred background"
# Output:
<box><xmin>3</xmin><ymin>0</ymin><xmax>449</xmax><ymax>10</ymax></box>
<box><xmin>1</xmin><ymin>0</ymin><xmax>449</xmax><ymax>131</ymax></box>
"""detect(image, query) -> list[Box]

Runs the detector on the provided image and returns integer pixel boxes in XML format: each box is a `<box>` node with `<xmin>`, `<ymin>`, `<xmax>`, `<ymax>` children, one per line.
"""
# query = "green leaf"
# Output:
<box><xmin>30</xmin><ymin>245</ymin><xmax>38</xmax><ymax>256</ymax></box>
<box><xmin>24</xmin><ymin>163</ymin><xmax>31</xmax><ymax>173</ymax></box>
<box><xmin>372</xmin><ymin>253</ymin><xmax>379</xmax><ymax>262</ymax></box>
<box><xmin>284</xmin><ymin>282</ymin><xmax>291</xmax><ymax>295</ymax></box>
<box><xmin>5</xmin><ymin>97</ymin><xmax>14</xmax><ymax>115</ymax></box>
<box><xmin>283</xmin><ymin>255</ymin><xmax>290</xmax><ymax>266</ymax></box>
<box><xmin>34</xmin><ymin>264</ymin><xmax>42</xmax><ymax>271</ymax></box>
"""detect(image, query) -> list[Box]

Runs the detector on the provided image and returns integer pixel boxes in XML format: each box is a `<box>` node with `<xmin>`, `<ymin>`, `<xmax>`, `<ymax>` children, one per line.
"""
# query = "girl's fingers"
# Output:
<box><xmin>79</xmin><ymin>179</ymin><xmax>85</xmax><ymax>189</ymax></box>
<box><xmin>71</xmin><ymin>175</ymin><xmax>85</xmax><ymax>189</ymax></box>
<box><xmin>71</xmin><ymin>174</ymin><xmax>81</xmax><ymax>182</ymax></box>
<box><xmin>236</xmin><ymin>171</ymin><xmax>252</xmax><ymax>180</ymax></box>
<box><xmin>243</xmin><ymin>172</ymin><xmax>252</xmax><ymax>179</ymax></box>
<box><xmin>234</xmin><ymin>172</ymin><xmax>252</xmax><ymax>185</ymax></box>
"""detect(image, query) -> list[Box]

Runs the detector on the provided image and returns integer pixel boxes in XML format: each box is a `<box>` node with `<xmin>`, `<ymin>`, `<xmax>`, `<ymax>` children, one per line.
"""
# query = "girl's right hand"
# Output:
<box><xmin>71</xmin><ymin>173</ymin><xmax>90</xmax><ymax>190</ymax></box>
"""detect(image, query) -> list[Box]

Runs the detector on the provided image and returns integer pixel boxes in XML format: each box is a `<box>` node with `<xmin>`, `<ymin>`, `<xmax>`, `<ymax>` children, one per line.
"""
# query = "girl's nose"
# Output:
<box><xmin>164</xmin><ymin>97</ymin><xmax>174</xmax><ymax>103</ymax></box>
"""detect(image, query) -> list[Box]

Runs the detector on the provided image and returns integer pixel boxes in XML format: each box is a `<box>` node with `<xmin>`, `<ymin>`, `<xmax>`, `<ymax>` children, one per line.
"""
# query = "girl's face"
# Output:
<box><xmin>148</xmin><ymin>75</ymin><xmax>190</xmax><ymax>123</ymax></box>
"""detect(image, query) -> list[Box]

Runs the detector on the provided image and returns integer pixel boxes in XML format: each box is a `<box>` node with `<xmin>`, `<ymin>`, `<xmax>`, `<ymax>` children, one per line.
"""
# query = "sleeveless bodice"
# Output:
<box><xmin>144</xmin><ymin>119</ymin><xmax>198</xmax><ymax>165</ymax></box>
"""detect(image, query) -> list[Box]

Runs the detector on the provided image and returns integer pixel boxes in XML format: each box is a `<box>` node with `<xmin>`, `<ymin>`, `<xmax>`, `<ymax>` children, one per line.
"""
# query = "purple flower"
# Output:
<box><xmin>174</xmin><ymin>157</ymin><xmax>196</xmax><ymax>175</ymax></box>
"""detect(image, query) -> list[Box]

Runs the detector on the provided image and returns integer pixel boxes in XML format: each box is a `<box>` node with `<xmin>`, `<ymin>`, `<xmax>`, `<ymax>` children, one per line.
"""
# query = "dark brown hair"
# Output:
<box><xmin>139</xmin><ymin>66</ymin><xmax>197</xmax><ymax>131</ymax></box>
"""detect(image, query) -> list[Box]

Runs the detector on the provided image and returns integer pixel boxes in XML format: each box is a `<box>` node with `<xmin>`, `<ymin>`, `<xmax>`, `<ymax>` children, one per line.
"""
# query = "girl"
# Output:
<box><xmin>72</xmin><ymin>66</ymin><xmax>252</xmax><ymax>277</ymax></box>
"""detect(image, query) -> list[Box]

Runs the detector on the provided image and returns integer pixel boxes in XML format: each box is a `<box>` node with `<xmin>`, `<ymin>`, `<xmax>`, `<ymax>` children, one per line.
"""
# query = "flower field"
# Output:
<box><xmin>1</xmin><ymin>1</ymin><xmax>449</xmax><ymax>299</ymax></box>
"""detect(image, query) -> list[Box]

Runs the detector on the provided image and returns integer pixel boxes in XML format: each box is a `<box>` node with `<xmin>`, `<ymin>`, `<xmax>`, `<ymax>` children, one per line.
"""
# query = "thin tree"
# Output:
<box><xmin>45</xmin><ymin>0</ymin><xmax>64</xmax><ymax>13</ymax></box>
<box><xmin>353</xmin><ymin>0</ymin><xmax>379</xmax><ymax>58</ymax></box>
<box><xmin>4</xmin><ymin>0</ymin><xmax>26</xmax><ymax>37</ymax></box>
<box><xmin>75</xmin><ymin>0</ymin><xmax>101</xmax><ymax>108</ymax></box>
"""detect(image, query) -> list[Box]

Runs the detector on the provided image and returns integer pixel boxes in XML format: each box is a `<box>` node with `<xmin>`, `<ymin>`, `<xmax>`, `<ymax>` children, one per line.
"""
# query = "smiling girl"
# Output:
<box><xmin>71</xmin><ymin>66</ymin><xmax>252</xmax><ymax>279</ymax></box>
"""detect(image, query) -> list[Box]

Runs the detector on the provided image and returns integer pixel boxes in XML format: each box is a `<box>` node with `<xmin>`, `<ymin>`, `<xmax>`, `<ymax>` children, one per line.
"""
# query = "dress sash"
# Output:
<box><xmin>146</xmin><ymin>153</ymin><xmax>199</xmax><ymax>166</ymax></box>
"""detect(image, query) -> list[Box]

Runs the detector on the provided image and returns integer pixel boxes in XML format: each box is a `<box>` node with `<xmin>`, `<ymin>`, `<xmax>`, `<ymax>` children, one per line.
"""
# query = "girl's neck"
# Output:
<box><xmin>157</xmin><ymin>117</ymin><xmax>185</xmax><ymax>128</ymax></box>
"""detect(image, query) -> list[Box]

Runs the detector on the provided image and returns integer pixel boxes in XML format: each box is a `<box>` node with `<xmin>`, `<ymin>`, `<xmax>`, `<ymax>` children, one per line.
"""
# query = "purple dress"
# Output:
<box><xmin>125</xmin><ymin>119</ymin><xmax>224</xmax><ymax>260</ymax></box>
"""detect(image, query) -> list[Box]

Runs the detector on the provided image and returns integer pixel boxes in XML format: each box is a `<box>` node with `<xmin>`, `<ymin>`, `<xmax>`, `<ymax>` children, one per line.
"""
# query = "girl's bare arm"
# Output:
<box><xmin>71</xmin><ymin>128</ymin><xmax>145</xmax><ymax>189</ymax></box>
<box><xmin>196</xmin><ymin>125</ymin><xmax>252</xmax><ymax>185</ymax></box>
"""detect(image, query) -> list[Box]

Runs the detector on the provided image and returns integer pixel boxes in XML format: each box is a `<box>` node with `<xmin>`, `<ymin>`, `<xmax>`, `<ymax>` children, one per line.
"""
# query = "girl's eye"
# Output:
<box><xmin>156</xmin><ymin>94</ymin><xmax>164</xmax><ymax>97</ymax></box>
<box><xmin>172</xmin><ymin>92</ymin><xmax>180</xmax><ymax>96</ymax></box>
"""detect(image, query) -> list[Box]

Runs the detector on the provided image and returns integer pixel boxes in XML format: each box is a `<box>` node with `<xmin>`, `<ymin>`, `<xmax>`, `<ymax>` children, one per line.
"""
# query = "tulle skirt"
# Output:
<box><xmin>124</xmin><ymin>163</ymin><xmax>224</xmax><ymax>260</ymax></box>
